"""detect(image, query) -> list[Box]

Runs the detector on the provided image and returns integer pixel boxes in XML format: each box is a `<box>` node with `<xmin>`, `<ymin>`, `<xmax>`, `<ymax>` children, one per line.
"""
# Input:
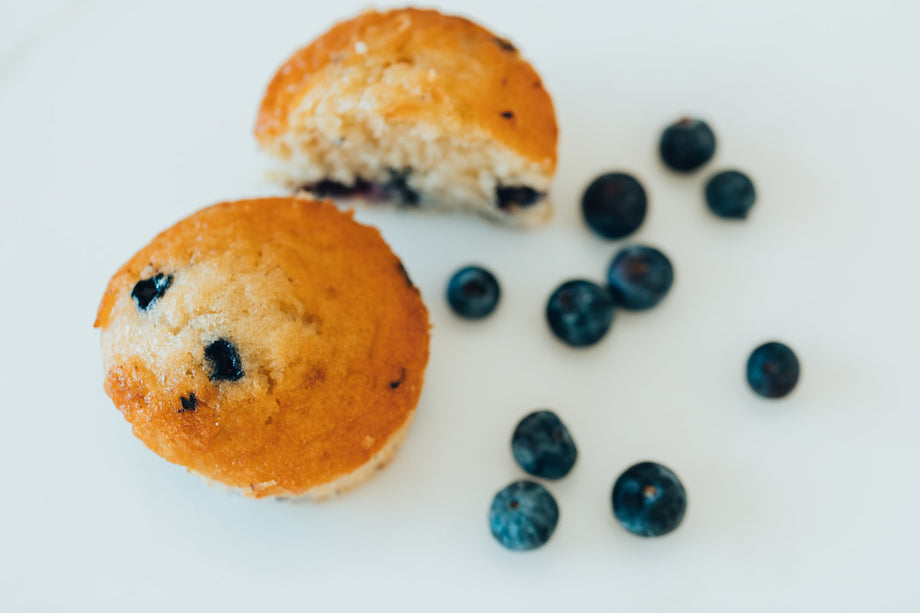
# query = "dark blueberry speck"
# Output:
<box><xmin>493</xmin><ymin>37</ymin><xmax>517</xmax><ymax>52</ymax></box>
<box><xmin>706</xmin><ymin>170</ymin><xmax>756</xmax><ymax>219</ymax></box>
<box><xmin>607</xmin><ymin>245</ymin><xmax>674</xmax><ymax>310</ymax></box>
<box><xmin>581</xmin><ymin>173</ymin><xmax>647</xmax><ymax>239</ymax></box>
<box><xmin>659</xmin><ymin>117</ymin><xmax>716</xmax><ymax>173</ymax></box>
<box><xmin>396</xmin><ymin>261</ymin><xmax>415</xmax><ymax>288</ymax></box>
<box><xmin>304</xmin><ymin>171</ymin><xmax>419</xmax><ymax>205</ymax></box>
<box><xmin>390</xmin><ymin>368</ymin><xmax>407</xmax><ymax>390</ymax></box>
<box><xmin>612</xmin><ymin>461</ymin><xmax>687</xmax><ymax>537</ymax></box>
<box><xmin>747</xmin><ymin>341</ymin><xmax>800</xmax><ymax>399</ymax></box>
<box><xmin>205</xmin><ymin>339</ymin><xmax>244</xmax><ymax>382</ymax></box>
<box><xmin>501</xmin><ymin>111</ymin><xmax>514</xmax><ymax>119</ymax></box>
<box><xmin>496</xmin><ymin>185</ymin><xmax>542</xmax><ymax>209</ymax></box>
<box><xmin>489</xmin><ymin>480</ymin><xmax>559</xmax><ymax>551</ymax></box>
<box><xmin>178</xmin><ymin>393</ymin><xmax>197</xmax><ymax>413</ymax></box>
<box><xmin>306</xmin><ymin>178</ymin><xmax>371</xmax><ymax>199</ymax></box>
<box><xmin>131</xmin><ymin>273</ymin><xmax>173</xmax><ymax>310</ymax></box>
<box><xmin>512</xmin><ymin>410</ymin><xmax>577</xmax><ymax>480</ymax></box>
<box><xmin>546</xmin><ymin>280</ymin><xmax>615</xmax><ymax>347</ymax></box>
<box><xmin>384</xmin><ymin>168</ymin><xmax>420</xmax><ymax>205</ymax></box>
<box><xmin>447</xmin><ymin>266</ymin><xmax>501</xmax><ymax>319</ymax></box>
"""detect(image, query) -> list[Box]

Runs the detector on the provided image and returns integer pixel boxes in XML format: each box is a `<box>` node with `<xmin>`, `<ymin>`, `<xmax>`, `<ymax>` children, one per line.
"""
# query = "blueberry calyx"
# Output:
<box><xmin>489</xmin><ymin>480</ymin><xmax>559</xmax><ymax>551</ymax></box>
<box><xmin>612</xmin><ymin>461</ymin><xmax>687</xmax><ymax>537</ymax></box>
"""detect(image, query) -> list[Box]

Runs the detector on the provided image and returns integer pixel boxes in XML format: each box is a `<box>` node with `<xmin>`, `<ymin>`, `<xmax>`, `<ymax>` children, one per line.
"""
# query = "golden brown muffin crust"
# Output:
<box><xmin>95</xmin><ymin>197</ymin><xmax>429</xmax><ymax>498</ymax></box>
<box><xmin>255</xmin><ymin>7</ymin><xmax>557</xmax><ymax>171</ymax></box>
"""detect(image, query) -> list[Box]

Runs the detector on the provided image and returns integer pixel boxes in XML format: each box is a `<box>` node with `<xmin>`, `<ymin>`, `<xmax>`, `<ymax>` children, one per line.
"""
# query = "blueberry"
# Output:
<box><xmin>581</xmin><ymin>173</ymin><xmax>647</xmax><ymax>239</ymax></box>
<box><xmin>546</xmin><ymin>280</ymin><xmax>614</xmax><ymax>347</ymax></box>
<box><xmin>489</xmin><ymin>480</ymin><xmax>559</xmax><ymax>551</ymax></box>
<box><xmin>131</xmin><ymin>273</ymin><xmax>173</xmax><ymax>310</ymax></box>
<box><xmin>659</xmin><ymin>117</ymin><xmax>716</xmax><ymax>173</ymax></box>
<box><xmin>178</xmin><ymin>393</ymin><xmax>197</xmax><ymax>413</ymax></box>
<box><xmin>204</xmin><ymin>339</ymin><xmax>244</xmax><ymax>382</ymax></box>
<box><xmin>447</xmin><ymin>266</ymin><xmax>501</xmax><ymax>319</ymax></box>
<box><xmin>612</xmin><ymin>461</ymin><xmax>687</xmax><ymax>537</ymax></box>
<box><xmin>389</xmin><ymin>367</ymin><xmax>407</xmax><ymax>390</ymax></box>
<box><xmin>511</xmin><ymin>411</ymin><xmax>577</xmax><ymax>480</ymax></box>
<box><xmin>607</xmin><ymin>245</ymin><xmax>674</xmax><ymax>310</ymax></box>
<box><xmin>496</xmin><ymin>185</ymin><xmax>542</xmax><ymax>209</ymax></box>
<box><xmin>384</xmin><ymin>168</ymin><xmax>420</xmax><ymax>205</ymax></box>
<box><xmin>306</xmin><ymin>178</ymin><xmax>370</xmax><ymax>199</ymax></box>
<box><xmin>705</xmin><ymin>170</ymin><xmax>756</xmax><ymax>219</ymax></box>
<box><xmin>747</xmin><ymin>341</ymin><xmax>800</xmax><ymax>399</ymax></box>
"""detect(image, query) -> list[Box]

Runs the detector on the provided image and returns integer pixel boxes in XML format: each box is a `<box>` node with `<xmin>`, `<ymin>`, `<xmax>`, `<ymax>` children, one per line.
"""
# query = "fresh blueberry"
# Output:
<box><xmin>131</xmin><ymin>273</ymin><xmax>173</xmax><ymax>310</ymax></box>
<box><xmin>612</xmin><ymin>461</ymin><xmax>687</xmax><ymax>537</ymax></box>
<box><xmin>607</xmin><ymin>245</ymin><xmax>674</xmax><ymax>310</ymax></box>
<box><xmin>546</xmin><ymin>280</ymin><xmax>615</xmax><ymax>347</ymax></box>
<box><xmin>447</xmin><ymin>266</ymin><xmax>501</xmax><ymax>319</ymax></box>
<box><xmin>489</xmin><ymin>480</ymin><xmax>559</xmax><ymax>551</ymax></box>
<box><xmin>705</xmin><ymin>170</ymin><xmax>756</xmax><ymax>219</ymax></box>
<box><xmin>204</xmin><ymin>339</ymin><xmax>244</xmax><ymax>382</ymax></box>
<box><xmin>496</xmin><ymin>185</ymin><xmax>542</xmax><ymax>209</ymax></box>
<box><xmin>511</xmin><ymin>411</ymin><xmax>578</xmax><ymax>480</ymax></box>
<box><xmin>582</xmin><ymin>173</ymin><xmax>647</xmax><ymax>239</ymax></box>
<box><xmin>659</xmin><ymin>117</ymin><xmax>716</xmax><ymax>172</ymax></box>
<box><xmin>747</xmin><ymin>341</ymin><xmax>800</xmax><ymax>399</ymax></box>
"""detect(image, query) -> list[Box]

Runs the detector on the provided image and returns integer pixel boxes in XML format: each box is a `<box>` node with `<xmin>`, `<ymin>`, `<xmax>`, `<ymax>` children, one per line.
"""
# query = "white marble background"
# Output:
<box><xmin>1</xmin><ymin>0</ymin><xmax>919</xmax><ymax>611</ymax></box>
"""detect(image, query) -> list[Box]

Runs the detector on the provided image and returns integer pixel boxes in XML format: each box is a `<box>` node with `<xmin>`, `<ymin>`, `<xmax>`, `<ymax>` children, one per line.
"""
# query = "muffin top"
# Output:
<box><xmin>255</xmin><ymin>7</ymin><xmax>558</xmax><ymax>173</ymax></box>
<box><xmin>95</xmin><ymin>196</ymin><xmax>430</xmax><ymax>498</ymax></box>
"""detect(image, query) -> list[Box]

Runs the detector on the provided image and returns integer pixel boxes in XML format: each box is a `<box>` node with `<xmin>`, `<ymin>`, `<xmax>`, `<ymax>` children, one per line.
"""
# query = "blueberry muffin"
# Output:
<box><xmin>255</xmin><ymin>7</ymin><xmax>558</xmax><ymax>227</ymax></box>
<box><xmin>94</xmin><ymin>196</ymin><xmax>430</xmax><ymax>499</ymax></box>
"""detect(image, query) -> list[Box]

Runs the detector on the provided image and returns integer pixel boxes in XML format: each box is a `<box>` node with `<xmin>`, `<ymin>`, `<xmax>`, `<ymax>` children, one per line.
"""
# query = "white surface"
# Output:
<box><xmin>1</xmin><ymin>0</ymin><xmax>918</xmax><ymax>610</ymax></box>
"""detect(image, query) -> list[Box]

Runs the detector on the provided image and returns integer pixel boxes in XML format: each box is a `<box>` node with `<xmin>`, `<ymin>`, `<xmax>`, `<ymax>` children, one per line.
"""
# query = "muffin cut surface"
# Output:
<box><xmin>255</xmin><ymin>8</ymin><xmax>558</xmax><ymax>227</ymax></box>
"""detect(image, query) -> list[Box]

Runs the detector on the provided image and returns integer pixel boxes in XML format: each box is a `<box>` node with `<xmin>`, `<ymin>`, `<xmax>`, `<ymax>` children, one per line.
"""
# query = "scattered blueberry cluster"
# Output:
<box><xmin>488</xmin><ymin>411</ymin><xmax>688</xmax><ymax>550</ymax></box>
<box><xmin>446</xmin><ymin>117</ymin><xmax>801</xmax><ymax>551</ymax></box>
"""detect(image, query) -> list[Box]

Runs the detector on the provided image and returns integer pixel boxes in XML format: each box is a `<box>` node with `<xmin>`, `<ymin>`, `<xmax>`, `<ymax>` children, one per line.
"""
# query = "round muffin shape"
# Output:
<box><xmin>255</xmin><ymin>8</ymin><xmax>558</xmax><ymax>227</ymax></box>
<box><xmin>95</xmin><ymin>196</ymin><xmax>430</xmax><ymax>499</ymax></box>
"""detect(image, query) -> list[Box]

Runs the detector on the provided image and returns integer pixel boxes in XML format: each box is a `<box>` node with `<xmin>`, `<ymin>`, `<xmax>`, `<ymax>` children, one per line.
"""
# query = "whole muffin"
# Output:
<box><xmin>94</xmin><ymin>196</ymin><xmax>430</xmax><ymax>499</ymax></box>
<box><xmin>255</xmin><ymin>7</ymin><xmax>558</xmax><ymax>227</ymax></box>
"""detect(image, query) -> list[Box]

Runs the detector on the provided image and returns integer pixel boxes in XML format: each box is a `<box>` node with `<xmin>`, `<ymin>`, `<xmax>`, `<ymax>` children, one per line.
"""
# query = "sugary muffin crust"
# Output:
<box><xmin>95</xmin><ymin>196</ymin><xmax>430</xmax><ymax>499</ymax></box>
<box><xmin>255</xmin><ymin>7</ymin><xmax>558</xmax><ymax>226</ymax></box>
